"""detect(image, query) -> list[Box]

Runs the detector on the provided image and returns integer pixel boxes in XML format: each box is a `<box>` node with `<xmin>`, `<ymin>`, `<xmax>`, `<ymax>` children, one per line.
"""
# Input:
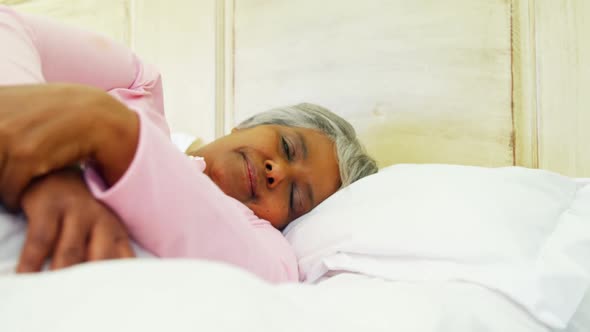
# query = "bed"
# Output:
<box><xmin>1</xmin><ymin>165</ymin><xmax>589</xmax><ymax>332</ymax></box>
<box><xmin>0</xmin><ymin>260</ymin><xmax>583</xmax><ymax>332</ymax></box>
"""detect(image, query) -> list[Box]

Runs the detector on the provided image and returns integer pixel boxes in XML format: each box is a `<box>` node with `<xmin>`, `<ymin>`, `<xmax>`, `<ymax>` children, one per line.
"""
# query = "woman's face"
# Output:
<box><xmin>190</xmin><ymin>125</ymin><xmax>341</xmax><ymax>229</ymax></box>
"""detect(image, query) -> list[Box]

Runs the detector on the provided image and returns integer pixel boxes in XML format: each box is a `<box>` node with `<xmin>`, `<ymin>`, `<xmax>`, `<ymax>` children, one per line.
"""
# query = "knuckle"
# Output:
<box><xmin>9</xmin><ymin>141</ymin><xmax>42</xmax><ymax>168</ymax></box>
<box><xmin>113</xmin><ymin>232</ymin><xmax>129</xmax><ymax>245</ymax></box>
<box><xmin>59</xmin><ymin>246</ymin><xmax>84</xmax><ymax>262</ymax></box>
<box><xmin>29</xmin><ymin>229</ymin><xmax>54</xmax><ymax>250</ymax></box>
<box><xmin>97</xmin><ymin>217</ymin><xmax>130</xmax><ymax>244</ymax></box>
<box><xmin>28</xmin><ymin>192</ymin><xmax>62</xmax><ymax>214</ymax></box>
<box><xmin>95</xmin><ymin>209</ymin><xmax>118</xmax><ymax>224</ymax></box>
<box><xmin>107</xmin><ymin>222</ymin><xmax>129</xmax><ymax>242</ymax></box>
<box><xmin>91</xmin><ymin>245</ymin><xmax>115</xmax><ymax>260</ymax></box>
<box><xmin>59</xmin><ymin>193</ymin><xmax>81</xmax><ymax>208</ymax></box>
<box><xmin>81</xmin><ymin>208</ymin><xmax>103</xmax><ymax>225</ymax></box>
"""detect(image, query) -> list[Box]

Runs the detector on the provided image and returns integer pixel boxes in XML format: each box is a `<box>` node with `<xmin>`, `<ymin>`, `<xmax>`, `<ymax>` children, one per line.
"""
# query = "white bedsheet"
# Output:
<box><xmin>0</xmin><ymin>258</ymin><xmax>558</xmax><ymax>332</ymax></box>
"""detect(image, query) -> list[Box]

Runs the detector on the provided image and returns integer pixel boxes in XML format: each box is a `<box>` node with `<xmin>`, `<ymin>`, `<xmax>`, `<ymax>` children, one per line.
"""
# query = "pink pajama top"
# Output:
<box><xmin>0</xmin><ymin>6</ymin><xmax>298</xmax><ymax>283</ymax></box>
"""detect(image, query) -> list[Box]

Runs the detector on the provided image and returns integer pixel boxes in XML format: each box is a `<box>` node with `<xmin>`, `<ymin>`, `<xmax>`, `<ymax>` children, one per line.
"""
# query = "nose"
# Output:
<box><xmin>264</xmin><ymin>160</ymin><xmax>288</xmax><ymax>188</ymax></box>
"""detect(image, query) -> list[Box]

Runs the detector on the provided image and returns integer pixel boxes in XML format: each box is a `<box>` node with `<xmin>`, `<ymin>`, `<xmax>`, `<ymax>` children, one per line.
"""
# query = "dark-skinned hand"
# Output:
<box><xmin>0</xmin><ymin>84</ymin><xmax>139</xmax><ymax>210</ymax></box>
<box><xmin>17</xmin><ymin>167</ymin><xmax>134</xmax><ymax>273</ymax></box>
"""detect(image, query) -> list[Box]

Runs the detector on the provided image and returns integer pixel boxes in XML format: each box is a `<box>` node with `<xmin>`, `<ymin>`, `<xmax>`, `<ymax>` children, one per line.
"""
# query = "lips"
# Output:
<box><xmin>243</xmin><ymin>152</ymin><xmax>257</xmax><ymax>198</ymax></box>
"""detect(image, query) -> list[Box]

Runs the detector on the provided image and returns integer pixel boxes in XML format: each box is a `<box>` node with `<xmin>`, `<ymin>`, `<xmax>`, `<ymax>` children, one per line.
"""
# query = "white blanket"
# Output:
<box><xmin>0</xmin><ymin>259</ymin><xmax>562</xmax><ymax>332</ymax></box>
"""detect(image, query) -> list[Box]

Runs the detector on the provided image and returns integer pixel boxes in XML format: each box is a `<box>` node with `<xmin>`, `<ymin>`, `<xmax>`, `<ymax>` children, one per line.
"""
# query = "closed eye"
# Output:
<box><xmin>289</xmin><ymin>183</ymin><xmax>294</xmax><ymax>214</ymax></box>
<box><xmin>281</xmin><ymin>136</ymin><xmax>292</xmax><ymax>160</ymax></box>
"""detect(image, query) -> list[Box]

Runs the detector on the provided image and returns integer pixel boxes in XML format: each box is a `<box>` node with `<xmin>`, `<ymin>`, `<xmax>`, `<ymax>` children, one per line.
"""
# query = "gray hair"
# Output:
<box><xmin>237</xmin><ymin>103</ymin><xmax>378</xmax><ymax>188</ymax></box>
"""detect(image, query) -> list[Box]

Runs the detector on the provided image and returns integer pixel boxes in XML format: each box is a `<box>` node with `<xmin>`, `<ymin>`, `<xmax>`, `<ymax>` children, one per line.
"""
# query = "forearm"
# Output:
<box><xmin>26</xmin><ymin>83</ymin><xmax>139</xmax><ymax>184</ymax></box>
<box><xmin>31</xmin><ymin>84</ymin><xmax>139</xmax><ymax>184</ymax></box>
<box><xmin>0</xmin><ymin>84</ymin><xmax>139</xmax><ymax>208</ymax></box>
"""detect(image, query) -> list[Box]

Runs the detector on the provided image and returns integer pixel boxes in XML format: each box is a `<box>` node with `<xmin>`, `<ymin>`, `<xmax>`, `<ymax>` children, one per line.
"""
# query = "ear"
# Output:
<box><xmin>231</xmin><ymin>127</ymin><xmax>240</xmax><ymax>134</ymax></box>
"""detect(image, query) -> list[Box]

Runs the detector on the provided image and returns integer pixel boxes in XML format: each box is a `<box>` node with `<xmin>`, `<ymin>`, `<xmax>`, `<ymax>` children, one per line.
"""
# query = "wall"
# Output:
<box><xmin>228</xmin><ymin>0</ymin><xmax>514</xmax><ymax>168</ymax></box>
<box><xmin>1</xmin><ymin>0</ymin><xmax>217</xmax><ymax>142</ymax></box>
<box><xmin>132</xmin><ymin>0</ymin><xmax>216</xmax><ymax>142</ymax></box>
<box><xmin>514</xmin><ymin>0</ymin><xmax>590</xmax><ymax>177</ymax></box>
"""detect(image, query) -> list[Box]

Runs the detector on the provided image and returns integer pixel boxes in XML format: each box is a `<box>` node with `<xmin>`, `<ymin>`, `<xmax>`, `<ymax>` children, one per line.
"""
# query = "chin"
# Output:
<box><xmin>212</xmin><ymin>173</ymin><xmax>243</xmax><ymax>202</ymax></box>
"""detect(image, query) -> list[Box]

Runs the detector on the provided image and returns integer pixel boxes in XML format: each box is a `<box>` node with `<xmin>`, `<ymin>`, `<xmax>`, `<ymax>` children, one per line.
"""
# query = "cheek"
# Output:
<box><xmin>247</xmin><ymin>198</ymin><xmax>288</xmax><ymax>228</ymax></box>
<box><xmin>207</xmin><ymin>155</ymin><xmax>241</xmax><ymax>194</ymax></box>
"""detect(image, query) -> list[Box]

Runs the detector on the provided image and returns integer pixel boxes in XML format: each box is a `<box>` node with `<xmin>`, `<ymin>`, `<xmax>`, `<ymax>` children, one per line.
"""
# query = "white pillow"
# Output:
<box><xmin>283</xmin><ymin>164</ymin><xmax>590</xmax><ymax>329</ymax></box>
<box><xmin>170</xmin><ymin>132</ymin><xmax>198</xmax><ymax>152</ymax></box>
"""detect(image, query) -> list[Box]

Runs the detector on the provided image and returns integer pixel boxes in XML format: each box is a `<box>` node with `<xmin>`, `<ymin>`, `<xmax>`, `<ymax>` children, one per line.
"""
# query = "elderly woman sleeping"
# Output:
<box><xmin>0</xmin><ymin>6</ymin><xmax>377</xmax><ymax>282</ymax></box>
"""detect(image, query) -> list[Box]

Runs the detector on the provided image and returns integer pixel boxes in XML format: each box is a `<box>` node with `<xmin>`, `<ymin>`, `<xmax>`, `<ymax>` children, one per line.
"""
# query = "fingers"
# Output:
<box><xmin>16</xmin><ymin>166</ymin><xmax>134</xmax><ymax>274</ymax></box>
<box><xmin>22</xmin><ymin>212</ymin><xmax>133</xmax><ymax>272</ymax></box>
<box><xmin>87</xmin><ymin>216</ymin><xmax>134</xmax><ymax>262</ymax></box>
<box><xmin>50</xmin><ymin>212</ymin><xmax>91</xmax><ymax>270</ymax></box>
<box><xmin>117</xmin><ymin>238</ymin><xmax>136</xmax><ymax>259</ymax></box>
<box><xmin>17</xmin><ymin>207</ymin><xmax>61</xmax><ymax>273</ymax></box>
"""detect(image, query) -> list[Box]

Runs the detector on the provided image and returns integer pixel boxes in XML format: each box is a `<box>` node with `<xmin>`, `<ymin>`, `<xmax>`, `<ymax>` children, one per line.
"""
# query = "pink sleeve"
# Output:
<box><xmin>22</xmin><ymin>12</ymin><xmax>169</xmax><ymax>135</ymax></box>
<box><xmin>0</xmin><ymin>6</ymin><xmax>45</xmax><ymax>84</ymax></box>
<box><xmin>85</xmin><ymin>111</ymin><xmax>299</xmax><ymax>283</ymax></box>
<box><xmin>0</xmin><ymin>6</ymin><xmax>165</xmax><ymax>136</ymax></box>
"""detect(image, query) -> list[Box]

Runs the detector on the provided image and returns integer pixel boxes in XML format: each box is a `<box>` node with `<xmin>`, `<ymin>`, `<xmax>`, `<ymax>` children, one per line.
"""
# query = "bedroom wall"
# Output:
<box><xmin>2</xmin><ymin>0</ymin><xmax>588</xmax><ymax>176</ymax></box>
<box><xmin>227</xmin><ymin>0</ymin><xmax>514</xmax><ymax>169</ymax></box>
<box><xmin>514</xmin><ymin>0</ymin><xmax>590</xmax><ymax>177</ymax></box>
<box><xmin>1</xmin><ymin>0</ymin><xmax>217</xmax><ymax>142</ymax></box>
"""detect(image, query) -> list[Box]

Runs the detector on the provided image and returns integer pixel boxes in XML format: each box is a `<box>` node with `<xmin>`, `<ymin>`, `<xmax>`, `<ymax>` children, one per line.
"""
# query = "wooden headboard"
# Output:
<box><xmin>4</xmin><ymin>0</ymin><xmax>588</xmax><ymax>176</ymax></box>
<box><xmin>230</xmin><ymin>0</ymin><xmax>513</xmax><ymax>169</ymax></box>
